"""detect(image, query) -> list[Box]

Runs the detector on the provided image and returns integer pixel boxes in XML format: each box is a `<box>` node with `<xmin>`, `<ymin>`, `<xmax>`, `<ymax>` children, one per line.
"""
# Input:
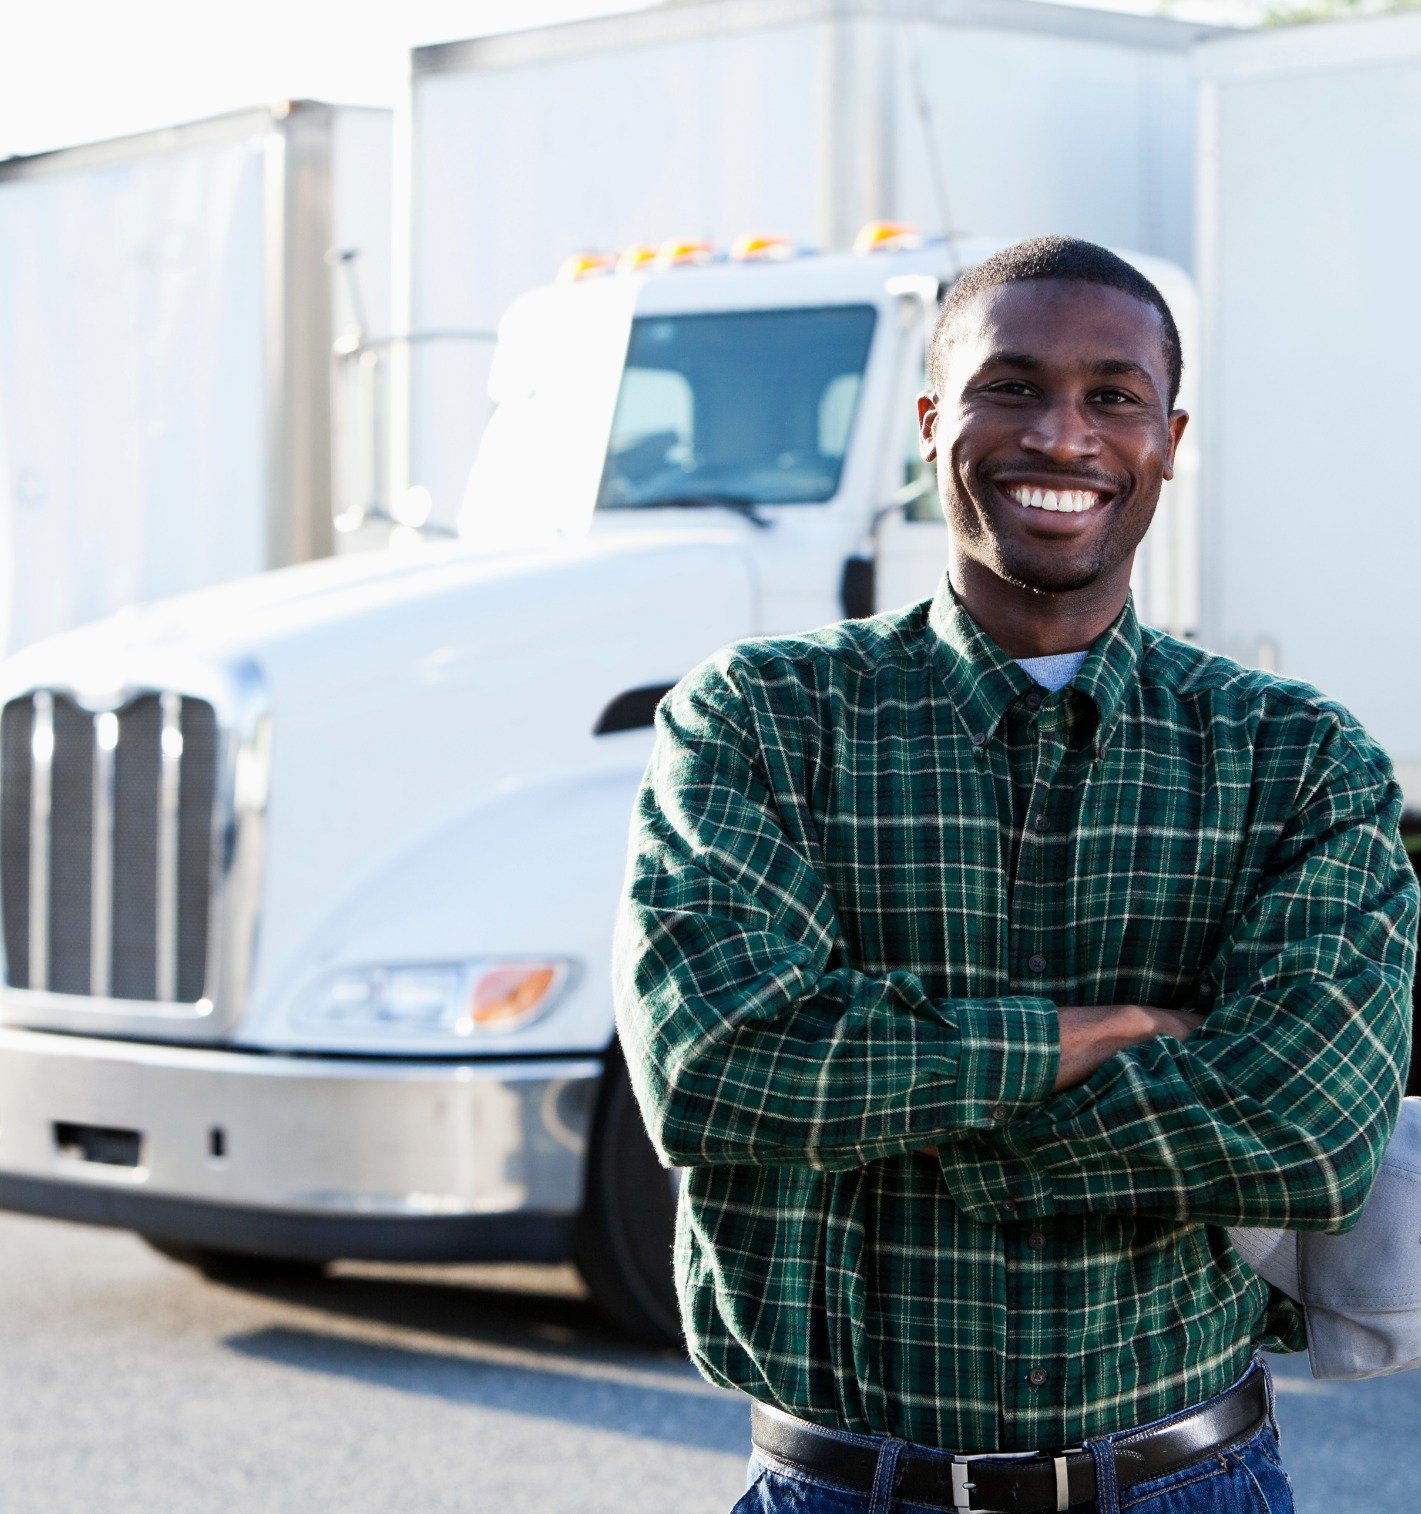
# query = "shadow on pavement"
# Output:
<box><xmin>218</xmin><ymin>1264</ymin><xmax>691</xmax><ymax>1372</ymax></box>
<box><xmin>226</xmin><ymin>1322</ymin><xmax>748</xmax><ymax>1454</ymax></box>
<box><xmin>216</xmin><ymin>1265</ymin><xmax>747</xmax><ymax>1454</ymax></box>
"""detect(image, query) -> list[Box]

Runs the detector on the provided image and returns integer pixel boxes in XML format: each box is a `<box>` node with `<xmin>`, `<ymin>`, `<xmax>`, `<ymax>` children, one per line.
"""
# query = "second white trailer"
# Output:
<box><xmin>397</xmin><ymin>0</ymin><xmax>1220</xmax><ymax>532</ymax></box>
<box><xmin>1193</xmin><ymin>11</ymin><xmax>1421</xmax><ymax>801</ymax></box>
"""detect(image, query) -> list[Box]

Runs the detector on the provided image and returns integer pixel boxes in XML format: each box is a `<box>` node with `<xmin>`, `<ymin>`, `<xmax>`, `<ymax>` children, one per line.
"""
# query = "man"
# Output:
<box><xmin>611</xmin><ymin>237</ymin><xmax>1416</xmax><ymax>1513</ymax></box>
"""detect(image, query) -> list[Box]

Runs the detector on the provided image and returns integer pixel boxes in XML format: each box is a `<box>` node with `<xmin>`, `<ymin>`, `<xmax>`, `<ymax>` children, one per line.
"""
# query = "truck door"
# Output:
<box><xmin>873</xmin><ymin>344</ymin><xmax>949</xmax><ymax>614</ymax></box>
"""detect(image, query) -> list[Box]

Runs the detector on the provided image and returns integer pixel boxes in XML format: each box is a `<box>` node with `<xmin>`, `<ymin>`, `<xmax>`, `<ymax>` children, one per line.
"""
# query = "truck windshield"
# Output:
<box><xmin>596</xmin><ymin>305</ymin><xmax>877</xmax><ymax>511</ymax></box>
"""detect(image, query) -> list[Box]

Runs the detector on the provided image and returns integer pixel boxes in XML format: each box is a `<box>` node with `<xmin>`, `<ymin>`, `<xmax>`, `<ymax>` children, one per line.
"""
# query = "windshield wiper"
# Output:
<box><xmin>633</xmin><ymin>493</ymin><xmax>773</xmax><ymax>530</ymax></box>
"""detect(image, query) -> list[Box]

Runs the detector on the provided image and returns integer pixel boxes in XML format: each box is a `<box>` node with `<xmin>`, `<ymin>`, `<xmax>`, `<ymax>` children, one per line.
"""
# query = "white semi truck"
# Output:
<box><xmin>0</xmin><ymin>231</ymin><xmax>1198</xmax><ymax>1341</ymax></box>
<box><xmin>0</xmin><ymin>0</ymin><xmax>1217</xmax><ymax>1343</ymax></box>
<box><xmin>5</xmin><ymin>0</ymin><xmax>1420</xmax><ymax>1346</ymax></box>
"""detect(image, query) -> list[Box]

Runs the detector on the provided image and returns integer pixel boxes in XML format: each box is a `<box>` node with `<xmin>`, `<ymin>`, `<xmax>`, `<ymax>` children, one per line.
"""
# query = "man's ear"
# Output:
<box><xmin>1161</xmin><ymin>409</ymin><xmax>1189</xmax><ymax>481</ymax></box>
<box><xmin>917</xmin><ymin>392</ymin><xmax>939</xmax><ymax>463</ymax></box>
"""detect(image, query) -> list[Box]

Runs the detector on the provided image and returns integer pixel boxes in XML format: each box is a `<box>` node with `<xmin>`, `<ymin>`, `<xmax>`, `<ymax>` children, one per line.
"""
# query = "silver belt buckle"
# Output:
<box><xmin>949</xmin><ymin>1457</ymin><xmax>975</xmax><ymax>1510</ymax></box>
<box><xmin>949</xmin><ymin>1450</ymin><xmax>1073</xmax><ymax>1512</ymax></box>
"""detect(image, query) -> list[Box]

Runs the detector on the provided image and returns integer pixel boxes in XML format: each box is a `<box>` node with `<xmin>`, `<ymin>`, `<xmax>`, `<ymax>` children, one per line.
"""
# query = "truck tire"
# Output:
<box><xmin>574</xmin><ymin>1053</ymin><xmax>681</xmax><ymax>1346</ymax></box>
<box><xmin>141</xmin><ymin>1238</ymin><xmax>327</xmax><ymax>1283</ymax></box>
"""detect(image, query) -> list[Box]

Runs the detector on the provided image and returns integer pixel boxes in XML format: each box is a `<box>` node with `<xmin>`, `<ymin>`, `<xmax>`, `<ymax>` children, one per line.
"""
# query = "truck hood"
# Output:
<box><xmin>5</xmin><ymin>531</ymin><xmax>708</xmax><ymax>674</ymax></box>
<box><xmin>0</xmin><ymin>529</ymin><xmax>758</xmax><ymax>1046</ymax></box>
<box><xmin>1</xmin><ymin>527</ymin><xmax>759</xmax><ymax>701</ymax></box>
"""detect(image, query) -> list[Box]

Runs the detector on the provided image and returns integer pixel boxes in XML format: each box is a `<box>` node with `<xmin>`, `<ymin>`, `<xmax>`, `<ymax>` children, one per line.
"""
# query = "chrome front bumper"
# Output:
<box><xmin>0</xmin><ymin>1026</ymin><xmax>603</xmax><ymax>1260</ymax></box>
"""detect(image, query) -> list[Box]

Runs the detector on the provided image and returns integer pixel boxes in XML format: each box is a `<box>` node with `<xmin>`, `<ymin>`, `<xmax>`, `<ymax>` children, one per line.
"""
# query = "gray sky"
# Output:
<box><xmin>2</xmin><ymin>0</ymin><xmax>1258</xmax><ymax>159</ymax></box>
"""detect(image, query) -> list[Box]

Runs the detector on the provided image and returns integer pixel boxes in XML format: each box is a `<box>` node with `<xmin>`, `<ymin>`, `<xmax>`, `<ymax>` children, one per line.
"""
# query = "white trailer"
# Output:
<box><xmin>391</xmin><ymin>0</ymin><xmax>1218</xmax><ymax>535</ymax></box>
<box><xmin>1193</xmin><ymin>11</ymin><xmax>1421</xmax><ymax>802</ymax></box>
<box><xmin>0</xmin><ymin>102</ymin><xmax>392</xmax><ymax>657</ymax></box>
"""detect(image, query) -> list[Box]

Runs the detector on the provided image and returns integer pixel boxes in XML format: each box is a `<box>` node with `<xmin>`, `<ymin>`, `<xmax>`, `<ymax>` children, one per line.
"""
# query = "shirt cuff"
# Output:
<box><xmin>936</xmin><ymin>1139</ymin><xmax>1055</xmax><ymax>1222</ymax></box>
<box><xmin>951</xmin><ymin>993</ymin><xmax>1060</xmax><ymax>1128</ymax></box>
<box><xmin>933</xmin><ymin>995</ymin><xmax>1058</xmax><ymax>1222</ymax></box>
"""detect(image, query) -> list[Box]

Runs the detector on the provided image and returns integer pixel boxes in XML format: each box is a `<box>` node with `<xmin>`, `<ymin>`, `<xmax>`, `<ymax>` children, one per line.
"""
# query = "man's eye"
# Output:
<box><xmin>983</xmin><ymin>381</ymin><xmax>1036</xmax><ymax>398</ymax></box>
<box><xmin>1092</xmin><ymin>389</ymin><xmax>1136</xmax><ymax>406</ymax></box>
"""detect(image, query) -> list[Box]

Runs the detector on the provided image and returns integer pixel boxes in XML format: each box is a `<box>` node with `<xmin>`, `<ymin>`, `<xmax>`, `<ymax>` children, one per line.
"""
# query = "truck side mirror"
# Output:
<box><xmin>841</xmin><ymin>555</ymin><xmax>875</xmax><ymax>620</ymax></box>
<box><xmin>845</xmin><ymin>477</ymin><xmax>940</xmax><ymax>619</ymax></box>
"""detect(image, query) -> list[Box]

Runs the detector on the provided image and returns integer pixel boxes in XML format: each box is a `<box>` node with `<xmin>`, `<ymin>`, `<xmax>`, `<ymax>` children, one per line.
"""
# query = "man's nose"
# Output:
<box><xmin>1019</xmin><ymin>398</ymin><xmax>1100</xmax><ymax>461</ymax></box>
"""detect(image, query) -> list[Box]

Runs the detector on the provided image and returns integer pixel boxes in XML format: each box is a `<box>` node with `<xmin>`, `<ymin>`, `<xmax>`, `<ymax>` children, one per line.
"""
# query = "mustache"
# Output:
<box><xmin>981</xmin><ymin>463</ymin><xmax>1125</xmax><ymax>493</ymax></box>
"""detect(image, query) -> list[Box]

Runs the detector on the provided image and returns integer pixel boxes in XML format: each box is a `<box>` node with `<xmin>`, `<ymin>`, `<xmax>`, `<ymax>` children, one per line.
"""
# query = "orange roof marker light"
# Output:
<box><xmin>557</xmin><ymin>251</ymin><xmax>615</xmax><ymax>282</ymax></box>
<box><xmin>853</xmin><ymin>220</ymin><xmax>924</xmax><ymax>255</ymax></box>
<box><xmin>653</xmin><ymin>238</ymin><xmax>716</xmax><ymax>270</ymax></box>
<box><xmin>730</xmin><ymin>233</ymin><xmax>796</xmax><ymax>262</ymax></box>
<box><xmin>616</xmin><ymin>243</ymin><xmax>660</xmax><ymax>274</ymax></box>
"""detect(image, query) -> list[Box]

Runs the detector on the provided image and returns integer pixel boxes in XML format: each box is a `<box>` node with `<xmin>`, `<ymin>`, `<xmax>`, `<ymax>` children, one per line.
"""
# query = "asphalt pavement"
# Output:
<box><xmin>0</xmin><ymin>1211</ymin><xmax>1412</xmax><ymax>1513</ymax></box>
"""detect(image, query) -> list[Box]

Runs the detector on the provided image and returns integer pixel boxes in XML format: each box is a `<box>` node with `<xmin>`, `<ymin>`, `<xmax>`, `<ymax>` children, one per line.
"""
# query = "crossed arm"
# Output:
<box><xmin>612</xmin><ymin>668</ymin><xmax>1416</xmax><ymax>1233</ymax></box>
<box><xmin>1054</xmin><ymin>1005</ymin><xmax>1205</xmax><ymax>1090</ymax></box>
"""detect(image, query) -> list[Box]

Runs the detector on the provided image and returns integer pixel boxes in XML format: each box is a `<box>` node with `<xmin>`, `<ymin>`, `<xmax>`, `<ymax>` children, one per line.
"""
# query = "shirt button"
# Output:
<box><xmin>1028</xmin><ymin>1367</ymin><xmax>1049</xmax><ymax>1387</ymax></box>
<box><xmin>1003</xmin><ymin>1198</ymin><xmax>1019</xmax><ymax>1215</ymax></box>
<box><xmin>988</xmin><ymin>1103</ymin><xmax>1008</xmax><ymax>1123</ymax></box>
<box><xmin>971</xmin><ymin>732</ymin><xmax>987</xmax><ymax>749</ymax></box>
<box><xmin>1027</xmin><ymin>953</ymin><xmax>1046</xmax><ymax>974</ymax></box>
<box><xmin>1027</xmin><ymin>1232</ymin><xmax>1047</xmax><ymax>1250</ymax></box>
<box><xmin>1032</xmin><ymin>812</ymin><xmax>1049</xmax><ymax>832</ymax></box>
<box><xmin>1024</xmin><ymin>690</ymin><xmax>1042</xmax><ymax>711</ymax></box>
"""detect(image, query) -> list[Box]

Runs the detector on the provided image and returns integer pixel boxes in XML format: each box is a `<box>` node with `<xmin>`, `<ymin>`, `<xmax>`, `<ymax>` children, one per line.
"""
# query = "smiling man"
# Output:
<box><xmin>612</xmin><ymin>238</ymin><xmax>1416</xmax><ymax>1513</ymax></box>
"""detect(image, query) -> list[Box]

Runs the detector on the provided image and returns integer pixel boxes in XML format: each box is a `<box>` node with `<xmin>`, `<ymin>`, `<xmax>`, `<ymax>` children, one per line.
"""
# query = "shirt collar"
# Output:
<box><xmin>925</xmin><ymin>575</ymin><xmax>1142</xmax><ymax>759</ymax></box>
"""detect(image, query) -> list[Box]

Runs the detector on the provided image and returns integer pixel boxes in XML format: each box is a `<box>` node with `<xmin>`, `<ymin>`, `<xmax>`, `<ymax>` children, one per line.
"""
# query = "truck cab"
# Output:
<box><xmin>459</xmin><ymin>229</ymin><xmax>960</xmax><ymax>631</ymax></box>
<box><xmin>0</xmin><ymin>230</ymin><xmax>1197</xmax><ymax>1340</ymax></box>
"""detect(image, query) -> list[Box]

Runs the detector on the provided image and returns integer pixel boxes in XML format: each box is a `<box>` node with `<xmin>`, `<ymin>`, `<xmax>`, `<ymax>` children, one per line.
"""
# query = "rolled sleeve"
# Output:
<box><xmin>613</xmin><ymin>661</ymin><xmax>1062</xmax><ymax>1173</ymax></box>
<box><xmin>954</xmin><ymin>994</ymin><xmax>1061</xmax><ymax>1126</ymax></box>
<box><xmin>946</xmin><ymin>743</ymin><xmax>1416</xmax><ymax>1229</ymax></box>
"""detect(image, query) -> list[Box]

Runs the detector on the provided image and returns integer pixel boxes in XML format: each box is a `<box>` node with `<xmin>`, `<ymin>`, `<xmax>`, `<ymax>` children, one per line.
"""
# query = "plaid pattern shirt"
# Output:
<box><xmin>612</xmin><ymin>577</ymin><xmax>1416</xmax><ymax>1453</ymax></box>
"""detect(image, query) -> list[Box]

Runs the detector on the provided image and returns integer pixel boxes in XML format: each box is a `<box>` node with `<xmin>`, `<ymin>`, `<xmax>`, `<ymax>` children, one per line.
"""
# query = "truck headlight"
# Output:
<box><xmin>297</xmin><ymin>960</ymin><xmax>573</xmax><ymax>1036</ymax></box>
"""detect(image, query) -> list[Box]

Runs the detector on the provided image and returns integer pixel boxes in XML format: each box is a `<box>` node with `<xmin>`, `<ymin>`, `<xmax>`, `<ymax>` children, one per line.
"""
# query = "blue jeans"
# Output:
<box><xmin>732</xmin><ymin>1361</ymin><xmax>1294</xmax><ymax>1513</ymax></box>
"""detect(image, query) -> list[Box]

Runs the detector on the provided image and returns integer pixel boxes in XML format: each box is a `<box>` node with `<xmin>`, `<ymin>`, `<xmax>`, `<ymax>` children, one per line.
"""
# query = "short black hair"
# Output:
<box><xmin>929</xmin><ymin>236</ymin><xmax>1184</xmax><ymax>408</ymax></box>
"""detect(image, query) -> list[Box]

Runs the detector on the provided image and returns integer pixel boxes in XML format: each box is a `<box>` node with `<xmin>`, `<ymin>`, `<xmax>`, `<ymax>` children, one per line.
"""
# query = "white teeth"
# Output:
<box><xmin>1006</xmin><ymin>485</ymin><xmax>1103</xmax><ymax>514</ymax></box>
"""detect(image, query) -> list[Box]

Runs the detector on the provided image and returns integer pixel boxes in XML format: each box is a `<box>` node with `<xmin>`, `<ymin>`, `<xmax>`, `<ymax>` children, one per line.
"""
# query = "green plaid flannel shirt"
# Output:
<box><xmin>612</xmin><ymin>577</ymin><xmax>1416</xmax><ymax>1452</ymax></box>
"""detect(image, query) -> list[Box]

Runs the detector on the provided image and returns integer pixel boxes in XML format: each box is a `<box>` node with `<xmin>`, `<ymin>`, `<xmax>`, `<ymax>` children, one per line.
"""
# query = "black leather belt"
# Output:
<box><xmin>750</xmin><ymin>1365</ymin><xmax>1269</xmax><ymax>1512</ymax></box>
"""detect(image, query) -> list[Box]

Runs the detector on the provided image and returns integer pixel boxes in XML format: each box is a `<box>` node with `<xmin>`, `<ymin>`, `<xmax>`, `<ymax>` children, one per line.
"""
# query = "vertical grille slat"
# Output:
<box><xmin>0</xmin><ymin>688</ymin><xmax>220</xmax><ymax>1007</ymax></box>
<box><xmin>153</xmin><ymin>693</ymin><xmax>181</xmax><ymax>1003</ymax></box>
<box><xmin>1</xmin><ymin>698</ymin><xmax>34</xmax><ymax>986</ymax></box>
<box><xmin>111</xmin><ymin>697</ymin><xmax>162</xmax><ymax>1001</ymax></box>
<box><xmin>29</xmin><ymin>693</ymin><xmax>53</xmax><ymax>990</ymax></box>
<box><xmin>48</xmin><ymin>699</ymin><xmax>93</xmax><ymax>996</ymax></box>
<box><xmin>90</xmin><ymin>712</ymin><xmax>118</xmax><ymax>995</ymax></box>
<box><xmin>175</xmin><ymin>700</ymin><xmax>218</xmax><ymax>1005</ymax></box>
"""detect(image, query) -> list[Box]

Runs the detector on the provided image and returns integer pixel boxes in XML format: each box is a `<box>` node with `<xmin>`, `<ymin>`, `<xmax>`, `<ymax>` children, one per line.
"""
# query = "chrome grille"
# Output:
<box><xmin>0</xmin><ymin>691</ymin><xmax>218</xmax><ymax>1003</ymax></box>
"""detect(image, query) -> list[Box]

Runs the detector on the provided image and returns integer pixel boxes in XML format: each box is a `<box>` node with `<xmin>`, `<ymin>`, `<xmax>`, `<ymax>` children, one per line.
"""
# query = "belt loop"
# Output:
<box><xmin>868</xmin><ymin>1436</ymin><xmax>904</xmax><ymax>1514</ymax></box>
<box><xmin>1086</xmin><ymin>1436</ymin><xmax>1122</xmax><ymax>1514</ymax></box>
<box><xmin>1256</xmin><ymin>1352</ymin><xmax>1279</xmax><ymax>1438</ymax></box>
<box><xmin>1053</xmin><ymin>1455</ymin><xmax>1070</xmax><ymax>1512</ymax></box>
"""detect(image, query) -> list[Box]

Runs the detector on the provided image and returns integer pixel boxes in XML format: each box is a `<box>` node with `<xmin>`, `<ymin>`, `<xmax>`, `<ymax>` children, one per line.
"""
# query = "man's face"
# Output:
<box><xmin>917</xmin><ymin>279</ymin><xmax>1188</xmax><ymax>598</ymax></box>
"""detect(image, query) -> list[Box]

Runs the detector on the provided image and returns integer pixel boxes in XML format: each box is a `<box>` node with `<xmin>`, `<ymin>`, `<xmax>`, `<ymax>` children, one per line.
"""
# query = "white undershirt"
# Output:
<box><xmin>1014</xmin><ymin>649</ymin><xmax>1089</xmax><ymax>693</ymax></box>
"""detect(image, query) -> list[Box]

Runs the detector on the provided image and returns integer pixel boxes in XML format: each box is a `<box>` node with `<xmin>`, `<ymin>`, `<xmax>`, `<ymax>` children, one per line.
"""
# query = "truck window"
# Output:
<box><xmin>605</xmin><ymin>368</ymin><xmax>695</xmax><ymax>463</ymax></box>
<box><xmin>596</xmin><ymin>305</ymin><xmax>877</xmax><ymax>510</ymax></box>
<box><xmin>818</xmin><ymin>372</ymin><xmax>862</xmax><ymax>458</ymax></box>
